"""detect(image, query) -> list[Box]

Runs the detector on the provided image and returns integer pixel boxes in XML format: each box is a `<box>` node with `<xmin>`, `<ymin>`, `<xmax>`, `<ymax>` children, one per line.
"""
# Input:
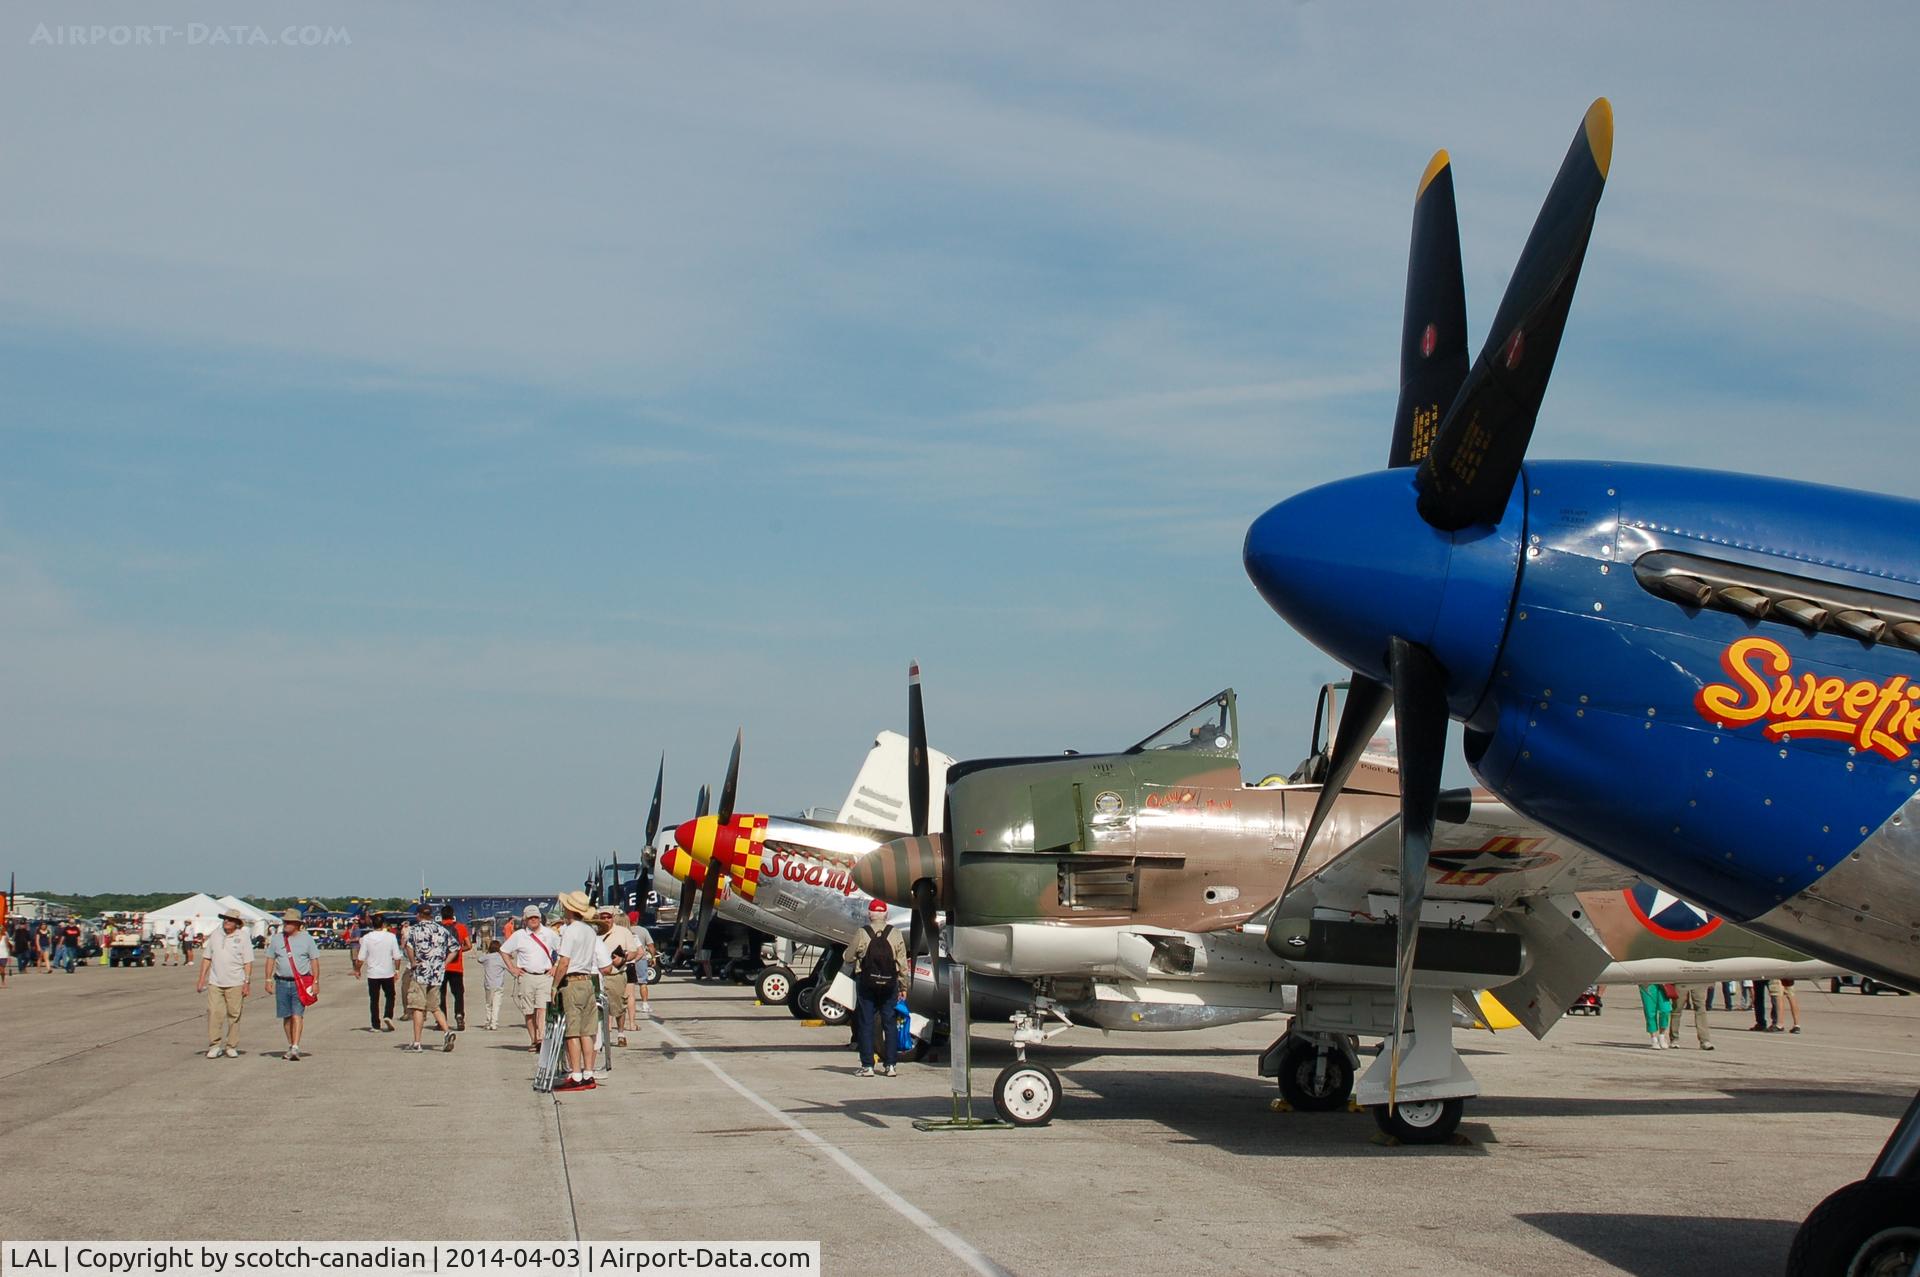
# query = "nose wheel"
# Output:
<box><xmin>1274</xmin><ymin>1038</ymin><xmax>1355</xmax><ymax>1112</ymax></box>
<box><xmin>992</xmin><ymin>1062</ymin><xmax>1060</xmax><ymax>1127</ymax></box>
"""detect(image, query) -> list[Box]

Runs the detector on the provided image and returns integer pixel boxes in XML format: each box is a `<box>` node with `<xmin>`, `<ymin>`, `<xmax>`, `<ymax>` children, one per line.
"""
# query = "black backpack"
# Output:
<box><xmin>857</xmin><ymin>925</ymin><xmax>898</xmax><ymax>994</ymax></box>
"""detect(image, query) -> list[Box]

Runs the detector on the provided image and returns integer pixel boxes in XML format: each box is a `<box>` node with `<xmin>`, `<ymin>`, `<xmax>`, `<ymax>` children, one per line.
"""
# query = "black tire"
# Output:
<box><xmin>754</xmin><ymin>965</ymin><xmax>796</xmax><ymax>1007</ymax></box>
<box><xmin>1370</xmin><ymin>1097</ymin><xmax>1465</xmax><ymax>1145</ymax></box>
<box><xmin>1863</xmin><ymin>978</ymin><xmax>1881</xmax><ymax>995</ymax></box>
<box><xmin>1787</xmin><ymin>1178</ymin><xmax>1920</xmax><ymax>1277</ymax></box>
<box><xmin>1275</xmin><ymin>1040</ymin><xmax>1354</xmax><ymax>1112</ymax></box>
<box><xmin>902</xmin><ymin>1032</ymin><xmax>939</xmax><ymax>1064</ymax></box>
<box><xmin>1831</xmin><ymin>978</ymin><xmax>1843</xmax><ymax>994</ymax></box>
<box><xmin>647</xmin><ymin>964</ymin><xmax>664</xmax><ymax>986</ymax></box>
<box><xmin>992</xmin><ymin>1063</ymin><xmax>1060</xmax><ymax>1127</ymax></box>
<box><xmin>790</xmin><ymin>983</ymin><xmax>820</xmax><ymax>1020</ymax></box>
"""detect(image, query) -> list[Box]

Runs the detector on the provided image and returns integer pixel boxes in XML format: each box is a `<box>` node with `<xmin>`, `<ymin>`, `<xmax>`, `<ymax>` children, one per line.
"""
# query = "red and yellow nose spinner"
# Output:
<box><xmin>674</xmin><ymin>814</ymin><xmax>770</xmax><ymax>899</ymax></box>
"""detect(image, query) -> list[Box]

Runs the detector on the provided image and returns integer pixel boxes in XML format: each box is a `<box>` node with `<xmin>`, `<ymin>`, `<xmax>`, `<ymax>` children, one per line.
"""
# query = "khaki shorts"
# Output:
<box><xmin>405</xmin><ymin>980</ymin><xmax>443</xmax><ymax>1013</ymax></box>
<box><xmin>515</xmin><ymin>972</ymin><xmax>552</xmax><ymax>1016</ymax></box>
<box><xmin>603</xmin><ymin>971</ymin><xmax>627</xmax><ymax>1012</ymax></box>
<box><xmin>560</xmin><ymin>976</ymin><xmax>598</xmax><ymax>1040</ymax></box>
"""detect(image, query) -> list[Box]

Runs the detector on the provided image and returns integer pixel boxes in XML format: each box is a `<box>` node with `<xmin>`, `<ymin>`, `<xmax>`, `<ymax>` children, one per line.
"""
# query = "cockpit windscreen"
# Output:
<box><xmin>1127</xmin><ymin>691</ymin><xmax>1234</xmax><ymax>755</ymax></box>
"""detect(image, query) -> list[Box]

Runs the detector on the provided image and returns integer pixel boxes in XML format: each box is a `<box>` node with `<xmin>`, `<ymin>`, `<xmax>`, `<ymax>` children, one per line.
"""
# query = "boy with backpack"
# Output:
<box><xmin>843</xmin><ymin>899</ymin><xmax>910</xmax><ymax>1078</ymax></box>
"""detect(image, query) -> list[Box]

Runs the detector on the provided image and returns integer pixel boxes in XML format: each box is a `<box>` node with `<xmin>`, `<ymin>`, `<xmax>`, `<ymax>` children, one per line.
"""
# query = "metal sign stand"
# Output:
<box><xmin>914</xmin><ymin>947</ymin><xmax>1010</xmax><ymax>1133</ymax></box>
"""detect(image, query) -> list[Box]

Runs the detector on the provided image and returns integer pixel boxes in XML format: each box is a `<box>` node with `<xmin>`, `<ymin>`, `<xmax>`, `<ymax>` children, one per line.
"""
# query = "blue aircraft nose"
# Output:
<box><xmin>1243</xmin><ymin>468</ymin><xmax>1525</xmax><ymax>719</ymax></box>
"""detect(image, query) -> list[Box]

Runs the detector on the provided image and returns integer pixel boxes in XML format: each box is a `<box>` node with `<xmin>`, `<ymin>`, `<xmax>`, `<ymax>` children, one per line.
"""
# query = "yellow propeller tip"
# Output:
<box><xmin>1417</xmin><ymin>149</ymin><xmax>1451</xmax><ymax>200</ymax></box>
<box><xmin>1584</xmin><ymin>98</ymin><xmax>1613</xmax><ymax>179</ymax></box>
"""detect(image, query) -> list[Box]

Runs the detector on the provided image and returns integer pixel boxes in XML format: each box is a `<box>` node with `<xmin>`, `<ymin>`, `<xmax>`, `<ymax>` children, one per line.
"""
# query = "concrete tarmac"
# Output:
<box><xmin>2</xmin><ymin>957</ymin><xmax>1915</xmax><ymax>1275</ymax></box>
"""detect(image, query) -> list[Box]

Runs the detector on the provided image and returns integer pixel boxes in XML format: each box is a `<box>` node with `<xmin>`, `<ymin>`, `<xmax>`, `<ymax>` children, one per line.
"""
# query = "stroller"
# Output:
<box><xmin>1570</xmin><ymin>986</ymin><xmax>1603</xmax><ymax>1016</ymax></box>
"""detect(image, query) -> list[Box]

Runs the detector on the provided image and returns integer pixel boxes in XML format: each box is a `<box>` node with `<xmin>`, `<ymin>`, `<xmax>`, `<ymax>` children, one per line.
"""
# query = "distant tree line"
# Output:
<box><xmin>16</xmin><ymin>891</ymin><xmax>420</xmax><ymax>914</ymax></box>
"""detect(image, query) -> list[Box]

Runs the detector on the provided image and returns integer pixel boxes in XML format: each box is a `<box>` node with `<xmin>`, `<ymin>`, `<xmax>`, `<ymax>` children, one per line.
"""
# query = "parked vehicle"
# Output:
<box><xmin>1829</xmin><ymin>974</ymin><xmax>1913</xmax><ymax>996</ymax></box>
<box><xmin>102</xmin><ymin>911</ymin><xmax>155</xmax><ymax>967</ymax></box>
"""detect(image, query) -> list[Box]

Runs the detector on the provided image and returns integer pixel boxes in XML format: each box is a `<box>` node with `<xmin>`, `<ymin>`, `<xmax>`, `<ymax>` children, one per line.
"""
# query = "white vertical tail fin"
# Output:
<box><xmin>839</xmin><ymin>730</ymin><xmax>953</xmax><ymax>833</ymax></box>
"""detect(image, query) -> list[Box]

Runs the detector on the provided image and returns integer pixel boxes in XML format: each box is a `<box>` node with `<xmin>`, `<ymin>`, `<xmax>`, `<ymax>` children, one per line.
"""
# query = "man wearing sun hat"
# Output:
<box><xmin>842</xmin><ymin>899</ymin><xmax>910</xmax><ymax>1078</ymax></box>
<box><xmin>267</xmin><ymin>909</ymin><xmax>321</xmax><ymax>1060</ymax></box>
<box><xmin>548</xmin><ymin>891</ymin><xmax>601</xmax><ymax>1091</ymax></box>
<box><xmin>500</xmin><ymin>904</ymin><xmax>558</xmax><ymax>1052</ymax></box>
<box><xmin>195</xmin><ymin>908</ymin><xmax>255</xmax><ymax>1059</ymax></box>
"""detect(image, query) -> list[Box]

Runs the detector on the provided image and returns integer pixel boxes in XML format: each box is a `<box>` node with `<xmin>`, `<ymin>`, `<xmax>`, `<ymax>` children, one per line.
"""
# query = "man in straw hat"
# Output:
<box><xmin>195</xmin><ymin>907</ymin><xmax>255</xmax><ymax>1059</ymax></box>
<box><xmin>548</xmin><ymin>891</ymin><xmax>600</xmax><ymax>1091</ymax></box>
<box><xmin>267</xmin><ymin>909</ymin><xmax>321</xmax><ymax>1060</ymax></box>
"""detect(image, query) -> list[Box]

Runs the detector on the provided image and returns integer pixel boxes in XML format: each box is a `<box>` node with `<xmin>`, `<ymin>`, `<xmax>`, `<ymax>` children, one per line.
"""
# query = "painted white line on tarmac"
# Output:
<box><xmin>653</xmin><ymin>1018</ymin><xmax>1008</xmax><ymax>1277</ymax></box>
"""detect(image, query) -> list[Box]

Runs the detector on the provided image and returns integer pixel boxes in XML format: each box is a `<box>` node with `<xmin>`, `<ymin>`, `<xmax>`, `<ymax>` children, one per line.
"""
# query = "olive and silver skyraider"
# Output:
<box><xmin>856</xmin><ymin>685</ymin><xmax>1836</xmax><ymax>1140</ymax></box>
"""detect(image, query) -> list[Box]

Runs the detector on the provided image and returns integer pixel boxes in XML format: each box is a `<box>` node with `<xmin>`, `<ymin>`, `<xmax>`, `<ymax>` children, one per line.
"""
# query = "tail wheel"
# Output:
<box><xmin>992</xmin><ymin>1063</ymin><xmax>1061</xmax><ymax>1127</ymax></box>
<box><xmin>1275</xmin><ymin>1040</ymin><xmax>1354</xmax><ymax>1112</ymax></box>
<box><xmin>1787</xmin><ymin>1179</ymin><xmax>1919</xmax><ymax>1277</ymax></box>
<box><xmin>1370</xmin><ymin>1097</ymin><xmax>1464</xmax><ymax>1145</ymax></box>
<box><xmin>754</xmin><ymin>965</ymin><xmax>795</xmax><ymax>1007</ymax></box>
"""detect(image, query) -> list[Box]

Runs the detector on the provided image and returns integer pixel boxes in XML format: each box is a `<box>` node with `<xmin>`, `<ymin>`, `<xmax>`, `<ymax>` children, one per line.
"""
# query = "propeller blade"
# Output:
<box><xmin>1390</xmin><ymin>150</ymin><xmax>1469</xmax><ymax>469</ymax></box>
<box><xmin>717</xmin><ymin>730</ymin><xmax>742</xmax><ymax>823</ymax></box>
<box><xmin>697</xmin><ymin>785</ymin><xmax>711</xmax><ymax>818</ymax></box>
<box><xmin>644</xmin><ymin>755</ymin><xmax>665</xmax><ymax>848</ymax></box>
<box><xmin>1415</xmin><ymin>98</ymin><xmax>1612</xmax><ymax>530</ymax></box>
<box><xmin>1386</xmin><ymin>636</ymin><xmax>1449</xmax><ymax>1107</ymax></box>
<box><xmin>1275</xmin><ymin>675</ymin><xmax>1391</xmax><ymax>911</ymax></box>
<box><xmin>666</xmin><ymin>785</ymin><xmax>713</xmax><ymax>963</ymax></box>
<box><xmin>907</xmin><ymin>662</ymin><xmax>930</xmax><ymax>839</ymax></box>
<box><xmin>910</xmin><ymin>878</ymin><xmax>937</xmax><ymax>960</ymax></box>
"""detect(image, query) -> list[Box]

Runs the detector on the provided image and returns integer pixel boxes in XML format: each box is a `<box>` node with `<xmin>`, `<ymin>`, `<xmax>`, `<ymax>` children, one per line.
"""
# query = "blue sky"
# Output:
<box><xmin>4</xmin><ymin>3</ymin><xmax>1918</xmax><ymax>894</ymax></box>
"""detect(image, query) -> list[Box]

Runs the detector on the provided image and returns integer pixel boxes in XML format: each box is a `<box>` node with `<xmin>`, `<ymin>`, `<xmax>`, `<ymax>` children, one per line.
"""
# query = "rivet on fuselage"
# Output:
<box><xmin>1764</xmin><ymin>798</ymin><xmax>1773</xmax><ymax>806</ymax></box>
<box><xmin>1706</xmin><ymin>769</ymin><xmax>1715</xmax><ymax>778</ymax></box>
<box><xmin>1643</xmin><ymin>722</ymin><xmax>1651</xmax><ymax>730</ymax></box>
<box><xmin>1816</xmin><ymin>865</ymin><xmax>1825</xmax><ymax>872</ymax></box>
<box><xmin>1862</xmin><ymin>826</ymin><xmax>1872</xmax><ymax>836</ymax></box>
<box><xmin>1780</xmin><ymin>749</ymin><xmax>1789</xmax><ymax>759</ymax></box>
<box><xmin>1607</xmin><ymin>488</ymin><xmax>1616</xmax><ymax>497</ymax></box>
<box><xmin>1577</xmin><ymin>709</ymin><xmax>1585</xmax><ymax>718</ymax></box>
<box><xmin>1600</xmin><ymin>564</ymin><xmax>1610</xmax><ymax>575</ymax></box>
<box><xmin>1518</xmin><ymin>611</ymin><xmax>1529</xmax><ymax>621</ymax></box>
<box><xmin>1593</xmin><ymin>602</ymin><xmax>1604</xmax><ymax>612</ymax></box>
<box><xmin>1522</xmin><ymin>751</ymin><xmax>1531</xmax><ymax>760</ymax></box>
<box><xmin>1527</xmin><ymin>547</ymin><xmax>1541</xmax><ymax>559</ymax></box>
<box><xmin>1580</xmin><ymin>694</ymin><xmax>1589</xmax><ymax>703</ymax></box>
<box><xmin>1647</xmin><ymin>708</ymin><xmax>1657</xmax><ymax>717</ymax></box>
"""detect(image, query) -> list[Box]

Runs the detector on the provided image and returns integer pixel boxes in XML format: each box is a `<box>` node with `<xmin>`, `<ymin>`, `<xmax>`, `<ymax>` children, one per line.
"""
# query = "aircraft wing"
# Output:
<box><xmin>1272</xmin><ymin>801</ymin><xmax>1633</xmax><ymax>1038</ymax></box>
<box><xmin>1281</xmin><ymin>799</ymin><xmax>1635</xmax><ymax>915</ymax></box>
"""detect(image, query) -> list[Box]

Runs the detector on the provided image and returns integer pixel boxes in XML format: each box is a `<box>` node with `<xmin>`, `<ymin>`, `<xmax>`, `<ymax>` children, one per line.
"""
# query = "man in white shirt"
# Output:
<box><xmin>354</xmin><ymin>916</ymin><xmax>403</xmax><ymax>1032</ymax></box>
<box><xmin>500</xmin><ymin>905</ymin><xmax>558</xmax><ymax>1052</ymax></box>
<box><xmin>194</xmin><ymin>910</ymin><xmax>254</xmax><ymax>1059</ymax></box>
<box><xmin>548</xmin><ymin>892</ymin><xmax>601</xmax><ymax>1091</ymax></box>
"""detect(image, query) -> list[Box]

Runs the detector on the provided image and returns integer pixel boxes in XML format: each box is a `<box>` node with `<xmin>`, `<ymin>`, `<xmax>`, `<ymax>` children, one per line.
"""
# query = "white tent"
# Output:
<box><xmin>144</xmin><ymin>893</ymin><xmax>277</xmax><ymax>941</ymax></box>
<box><xmin>145</xmin><ymin>893</ymin><xmax>225</xmax><ymax>941</ymax></box>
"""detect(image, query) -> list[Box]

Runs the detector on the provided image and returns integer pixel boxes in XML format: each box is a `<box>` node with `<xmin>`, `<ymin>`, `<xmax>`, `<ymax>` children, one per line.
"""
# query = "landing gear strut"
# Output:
<box><xmin>989</xmin><ymin>1006</ymin><xmax>1074</xmax><ymax>1127</ymax></box>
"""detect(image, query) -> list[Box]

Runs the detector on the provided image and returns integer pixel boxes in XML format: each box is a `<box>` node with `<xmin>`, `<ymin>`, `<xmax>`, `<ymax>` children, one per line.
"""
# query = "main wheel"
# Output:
<box><xmin>1863</xmin><ymin>978</ymin><xmax>1882</xmax><ymax>995</ymax></box>
<box><xmin>1787</xmin><ymin>1178</ymin><xmax>1920</xmax><ymax>1277</ymax></box>
<box><xmin>790</xmin><ymin>983</ymin><xmax>820</xmax><ymax>1020</ymax></box>
<box><xmin>815</xmin><ymin>990</ymin><xmax>851</xmax><ymax>1026</ymax></box>
<box><xmin>754</xmin><ymin>965</ymin><xmax>796</xmax><ymax>1007</ymax></box>
<box><xmin>1275</xmin><ymin>1040</ymin><xmax>1354</xmax><ymax>1112</ymax></box>
<box><xmin>993</xmin><ymin>1062</ymin><xmax>1061</xmax><ymax>1127</ymax></box>
<box><xmin>1370</xmin><ymin>1097</ymin><xmax>1464</xmax><ymax>1145</ymax></box>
